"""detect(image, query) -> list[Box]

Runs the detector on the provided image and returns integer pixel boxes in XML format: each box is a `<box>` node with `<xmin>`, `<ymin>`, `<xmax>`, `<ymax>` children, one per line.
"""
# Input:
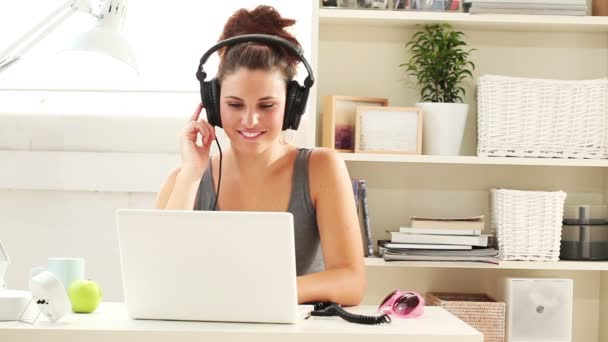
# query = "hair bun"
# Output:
<box><xmin>220</xmin><ymin>5</ymin><xmax>301</xmax><ymax>67</ymax></box>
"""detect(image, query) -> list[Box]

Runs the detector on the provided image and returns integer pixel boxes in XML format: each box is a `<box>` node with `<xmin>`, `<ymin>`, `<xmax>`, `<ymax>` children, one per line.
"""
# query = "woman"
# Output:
<box><xmin>155</xmin><ymin>5</ymin><xmax>365</xmax><ymax>306</ymax></box>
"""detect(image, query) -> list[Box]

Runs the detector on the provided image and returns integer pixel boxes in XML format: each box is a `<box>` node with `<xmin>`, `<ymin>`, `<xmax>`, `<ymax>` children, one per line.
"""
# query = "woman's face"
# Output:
<box><xmin>219</xmin><ymin>68</ymin><xmax>287</xmax><ymax>154</ymax></box>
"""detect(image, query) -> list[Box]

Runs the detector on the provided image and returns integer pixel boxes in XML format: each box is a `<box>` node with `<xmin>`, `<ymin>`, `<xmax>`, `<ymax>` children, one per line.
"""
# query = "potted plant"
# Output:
<box><xmin>401</xmin><ymin>23</ymin><xmax>475</xmax><ymax>155</ymax></box>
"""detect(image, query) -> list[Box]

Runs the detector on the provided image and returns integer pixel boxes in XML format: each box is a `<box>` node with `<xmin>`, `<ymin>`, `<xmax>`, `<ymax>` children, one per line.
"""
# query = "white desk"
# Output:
<box><xmin>0</xmin><ymin>303</ymin><xmax>482</xmax><ymax>342</ymax></box>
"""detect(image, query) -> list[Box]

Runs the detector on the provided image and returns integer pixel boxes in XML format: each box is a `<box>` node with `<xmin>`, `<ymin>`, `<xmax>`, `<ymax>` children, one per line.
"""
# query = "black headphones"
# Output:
<box><xmin>195</xmin><ymin>34</ymin><xmax>315</xmax><ymax>131</ymax></box>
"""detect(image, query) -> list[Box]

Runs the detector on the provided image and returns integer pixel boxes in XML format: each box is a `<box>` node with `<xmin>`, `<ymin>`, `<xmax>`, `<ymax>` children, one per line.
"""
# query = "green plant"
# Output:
<box><xmin>401</xmin><ymin>23</ymin><xmax>475</xmax><ymax>103</ymax></box>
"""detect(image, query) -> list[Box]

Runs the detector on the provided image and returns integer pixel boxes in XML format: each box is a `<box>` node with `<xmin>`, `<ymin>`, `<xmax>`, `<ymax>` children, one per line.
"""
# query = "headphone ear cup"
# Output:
<box><xmin>203</xmin><ymin>78</ymin><xmax>222</xmax><ymax>127</ymax></box>
<box><xmin>284</xmin><ymin>80</ymin><xmax>307</xmax><ymax>131</ymax></box>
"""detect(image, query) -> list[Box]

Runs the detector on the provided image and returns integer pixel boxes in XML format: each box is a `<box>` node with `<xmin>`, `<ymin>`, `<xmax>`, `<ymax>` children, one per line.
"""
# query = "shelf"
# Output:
<box><xmin>339</xmin><ymin>153</ymin><xmax>608</xmax><ymax>167</ymax></box>
<box><xmin>365</xmin><ymin>257</ymin><xmax>608</xmax><ymax>271</ymax></box>
<box><xmin>319</xmin><ymin>8</ymin><xmax>608</xmax><ymax>33</ymax></box>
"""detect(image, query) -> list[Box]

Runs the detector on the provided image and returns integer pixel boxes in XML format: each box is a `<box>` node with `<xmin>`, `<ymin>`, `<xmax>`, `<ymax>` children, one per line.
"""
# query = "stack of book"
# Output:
<box><xmin>466</xmin><ymin>0</ymin><xmax>587</xmax><ymax>16</ymax></box>
<box><xmin>382</xmin><ymin>215</ymin><xmax>499</xmax><ymax>264</ymax></box>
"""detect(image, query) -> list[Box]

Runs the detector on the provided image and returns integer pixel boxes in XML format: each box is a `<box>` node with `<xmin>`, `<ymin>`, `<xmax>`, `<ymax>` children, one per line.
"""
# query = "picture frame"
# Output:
<box><xmin>322</xmin><ymin>95</ymin><xmax>389</xmax><ymax>152</ymax></box>
<box><xmin>354</xmin><ymin>106</ymin><xmax>423</xmax><ymax>154</ymax></box>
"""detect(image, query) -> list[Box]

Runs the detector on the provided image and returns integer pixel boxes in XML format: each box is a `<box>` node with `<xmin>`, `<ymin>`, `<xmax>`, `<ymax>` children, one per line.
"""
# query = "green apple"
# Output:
<box><xmin>68</xmin><ymin>279</ymin><xmax>102</xmax><ymax>313</ymax></box>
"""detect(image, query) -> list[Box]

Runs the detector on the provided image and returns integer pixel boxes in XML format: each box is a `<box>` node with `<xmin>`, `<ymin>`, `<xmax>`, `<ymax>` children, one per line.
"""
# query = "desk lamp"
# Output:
<box><xmin>0</xmin><ymin>240</ymin><xmax>31</xmax><ymax>321</ymax></box>
<box><xmin>0</xmin><ymin>0</ymin><xmax>135</xmax><ymax>322</ymax></box>
<box><xmin>0</xmin><ymin>0</ymin><xmax>136</xmax><ymax>73</ymax></box>
<box><xmin>0</xmin><ymin>239</ymin><xmax>8</xmax><ymax>290</ymax></box>
<box><xmin>0</xmin><ymin>241</ymin><xmax>71</xmax><ymax>323</ymax></box>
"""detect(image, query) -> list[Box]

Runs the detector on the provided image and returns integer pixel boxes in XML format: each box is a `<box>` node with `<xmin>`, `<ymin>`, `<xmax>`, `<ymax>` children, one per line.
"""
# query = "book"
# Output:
<box><xmin>472</xmin><ymin>3</ymin><xmax>586</xmax><ymax>10</ymax></box>
<box><xmin>386</xmin><ymin>247</ymin><xmax>498</xmax><ymax>257</ymax></box>
<box><xmin>383</xmin><ymin>251</ymin><xmax>499</xmax><ymax>264</ymax></box>
<box><xmin>471</xmin><ymin>0</ymin><xmax>584</xmax><ymax>4</ymax></box>
<box><xmin>385</xmin><ymin>243</ymin><xmax>473</xmax><ymax>250</ymax></box>
<box><xmin>359</xmin><ymin>179</ymin><xmax>374</xmax><ymax>257</ymax></box>
<box><xmin>378</xmin><ymin>239</ymin><xmax>389</xmax><ymax>257</ymax></box>
<box><xmin>469</xmin><ymin>7</ymin><xmax>585</xmax><ymax>15</ymax></box>
<box><xmin>410</xmin><ymin>215</ymin><xmax>485</xmax><ymax>230</ymax></box>
<box><xmin>352</xmin><ymin>178</ymin><xmax>374</xmax><ymax>257</ymax></box>
<box><xmin>351</xmin><ymin>178</ymin><xmax>360</xmax><ymax>214</ymax></box>
<box><xmin>390</xmin><ymin>232</ymin><xmax>490</xmax><ymax>247</ymax></box>
<box><xmin>399</xmin><ymin>227</ymin><xmax>482</xmax><ymax>236</ymax></box>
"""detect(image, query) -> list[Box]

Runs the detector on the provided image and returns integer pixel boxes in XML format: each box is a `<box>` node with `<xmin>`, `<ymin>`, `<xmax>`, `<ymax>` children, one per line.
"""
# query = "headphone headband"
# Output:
<box><xmin>195</xmin><ymin>34</ymin><xmax>315</xmax><ymax>88</ymax></box>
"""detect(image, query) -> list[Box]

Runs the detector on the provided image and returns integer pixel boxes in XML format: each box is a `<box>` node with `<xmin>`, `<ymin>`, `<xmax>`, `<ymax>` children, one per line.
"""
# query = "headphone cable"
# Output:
<box><xmin>212</xmin><ymin>137</ymin><xmax>222</xmax><ymax>211</ymax></box>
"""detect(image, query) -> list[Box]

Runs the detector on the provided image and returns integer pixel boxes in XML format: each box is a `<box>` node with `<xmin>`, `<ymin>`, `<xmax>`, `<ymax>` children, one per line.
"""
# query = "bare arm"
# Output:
<box><xmin>156</xmin><ymin>104</ymin><xmax>215</xmax><ymax>210</ymax></box>
<box><xmin>164</xmin><ymin>171</ymin><xmax>204</xmax><ymax>209</ymax></box>
<box><xmin>297</xmin><ymin>148</ymin><xmax>366</xmax><ymax>306</ymax></box>
<box><xmin>154</xmin><ymin>167</ymin><xmax>181</xmax><ymax>209</ymax></box>
<box><xmin>155</xmin><ymin>168</ymin><xmax>203</xmax><ymax>210</ymax></box>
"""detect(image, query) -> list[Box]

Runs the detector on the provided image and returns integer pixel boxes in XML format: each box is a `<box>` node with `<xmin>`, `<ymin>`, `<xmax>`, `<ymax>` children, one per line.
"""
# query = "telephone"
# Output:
<box><xmin>307</xmin><ymin>301</ymin><xmax>391</xmax><ymax>325</ymax></box>
<box><xmin>0</xmin><ymin>240</ymin><xmax>31</xmax><ymax>321</ymax></box>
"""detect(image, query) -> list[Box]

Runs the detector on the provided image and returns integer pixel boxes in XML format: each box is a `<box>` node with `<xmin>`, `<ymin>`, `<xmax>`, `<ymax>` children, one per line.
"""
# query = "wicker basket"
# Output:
<box><xmin>491</xmin><ymin>188</ymin><xmax>567</xmax><ymax>261</ymax></box>
<box><xmin>427</xmin><ymin>292</ymin><xmax>505</xmax><ymax>342</ymax></box>
<box><xmin>477</xmin><ymin>74</ymin><xmax>608</xmax><ymax>159</ymax></box>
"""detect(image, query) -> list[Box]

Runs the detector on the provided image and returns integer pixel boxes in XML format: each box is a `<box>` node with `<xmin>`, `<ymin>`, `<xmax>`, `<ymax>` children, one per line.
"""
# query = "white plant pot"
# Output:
<box><xmin>416</xmin><ymin>102</ymin><xmax>469</xmax><ymax>156</ymax></box>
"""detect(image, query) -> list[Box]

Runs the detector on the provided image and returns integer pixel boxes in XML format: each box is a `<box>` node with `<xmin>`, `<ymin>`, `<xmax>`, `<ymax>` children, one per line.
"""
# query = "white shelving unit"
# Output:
<box><xmin>316</xmin><ymin>5</ymin><xmax>608</xmax><ymax>342</ymax></box>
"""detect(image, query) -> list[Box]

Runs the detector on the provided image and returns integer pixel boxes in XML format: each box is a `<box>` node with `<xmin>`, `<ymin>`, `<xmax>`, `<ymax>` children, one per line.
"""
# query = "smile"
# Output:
<box><xmin>238</xmin><ymin>130</ymin><xmax>266</xmax><ymax>139</ymax></box>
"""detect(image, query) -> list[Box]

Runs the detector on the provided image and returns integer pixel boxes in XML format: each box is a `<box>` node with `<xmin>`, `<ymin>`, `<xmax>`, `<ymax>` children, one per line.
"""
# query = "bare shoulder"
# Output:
<box><xmin>309</xmin><ymin>148</ymin><xmax>348</xmax><ymax>200</ymax></box>
<box><xmin>309</xmin><ymin>147</ymin><xmax>343</xmax><ymax>174</ymax></box>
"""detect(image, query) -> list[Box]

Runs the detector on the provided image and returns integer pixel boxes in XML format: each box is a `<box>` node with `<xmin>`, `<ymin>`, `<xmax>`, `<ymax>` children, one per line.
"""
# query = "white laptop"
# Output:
<box><xmin>115</xmin><ymin>209</ymin><xmax>305</xmax><ymax>324</ymax></box>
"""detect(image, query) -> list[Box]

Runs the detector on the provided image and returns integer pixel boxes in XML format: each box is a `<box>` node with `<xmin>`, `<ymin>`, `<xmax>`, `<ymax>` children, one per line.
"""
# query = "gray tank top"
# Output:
<box><xmin>193</xmin><ymin>148</ymin><xmax>325</xmax><ymax>276</ymax></box>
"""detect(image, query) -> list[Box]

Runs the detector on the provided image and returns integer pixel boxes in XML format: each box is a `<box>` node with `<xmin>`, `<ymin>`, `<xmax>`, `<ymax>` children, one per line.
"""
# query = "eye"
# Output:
<box><xmin>228</xmin><ymin>103</ymin><xmax>243</xmax><ymax>108</ymax></box>
<box><xmin>259</xmin><ymin>103</ymin><xmax>276</xmax><ymax>110</ymax></box>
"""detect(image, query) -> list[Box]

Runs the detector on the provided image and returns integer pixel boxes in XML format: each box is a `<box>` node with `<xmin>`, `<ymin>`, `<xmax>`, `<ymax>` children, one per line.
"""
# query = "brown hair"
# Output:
<box><xmin>216</xmin><ymin>5</ymin><xmax>301</xmax><ymax>84</ymax></box>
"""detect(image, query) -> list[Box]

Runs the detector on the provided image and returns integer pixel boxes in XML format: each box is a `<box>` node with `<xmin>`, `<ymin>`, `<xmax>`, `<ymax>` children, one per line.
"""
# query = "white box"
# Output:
<box><xmin>505</xmin><ymin>278</ymin><xmax>573</xmax><ymax>342</ymax></box>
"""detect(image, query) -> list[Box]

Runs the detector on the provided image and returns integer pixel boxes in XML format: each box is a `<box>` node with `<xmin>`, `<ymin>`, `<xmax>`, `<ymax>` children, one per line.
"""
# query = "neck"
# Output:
<box><xmin>228</xmin><ymin>142</ymin><xmax>292</xmax><ymax>178</ymax></box>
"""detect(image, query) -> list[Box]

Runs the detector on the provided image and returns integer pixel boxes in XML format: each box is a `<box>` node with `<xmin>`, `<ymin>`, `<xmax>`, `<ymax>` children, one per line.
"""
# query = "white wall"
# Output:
<box><xmin>1</xmin><ymin>190</ymin><xmax>154</xmax><ymax>301</ymax></box>
<box><xmin>0</xmin><ymin>91</ymin><xmax>184</xmax><ymax>300</ymax></box>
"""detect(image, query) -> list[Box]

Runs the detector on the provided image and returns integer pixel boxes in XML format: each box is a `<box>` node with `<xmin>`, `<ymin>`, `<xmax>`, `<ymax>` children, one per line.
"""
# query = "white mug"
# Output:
<box><xmin>46</xmin><ymin>257</ymin><xmax>85</xmax><ymax>292</ymax></box>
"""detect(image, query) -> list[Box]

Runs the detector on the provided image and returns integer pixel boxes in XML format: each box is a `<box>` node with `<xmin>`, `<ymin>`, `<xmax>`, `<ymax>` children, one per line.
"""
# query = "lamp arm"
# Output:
<box><xmin>0</xmin><ymin>239</ymin><xmax>8</xmax><ymax>264</ymax></box>
<box><xmin>0</xmin><ymin>240</ymin><xmax>6</xmax><ymax>289</ymax></box>
<box><xmin>0</xmin><ymin>0</ymin><xmax>95</xmax><ymax>72</ymax></box>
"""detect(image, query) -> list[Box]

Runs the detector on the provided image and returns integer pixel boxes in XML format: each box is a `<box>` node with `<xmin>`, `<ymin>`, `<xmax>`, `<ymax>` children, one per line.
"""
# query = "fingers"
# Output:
<box><xmin>189</xmin><ymin>103</ymin><xmax>203</xmax><ymax>122</ymax></box>
<box><xmin>198</xmin><ymin>120</ymin><xmax>216</xmax><ymax>144</ymax></box>
<box><xmin>184</xmin><ymin>104</ymin><xmax>216</xmax><ymax>147</ymax></box>
<box><xmin>188</xmin><ymin>121</ymin><xmax>216</xmax><ymax>146</ymax></box>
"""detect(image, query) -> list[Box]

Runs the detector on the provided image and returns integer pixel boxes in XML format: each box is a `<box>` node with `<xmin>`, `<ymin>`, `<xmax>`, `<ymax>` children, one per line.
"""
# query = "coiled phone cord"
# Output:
<box><xmin>309</xmin><ymin>302</ymin><xmax>391</xmax><ymax>325</ymax></box>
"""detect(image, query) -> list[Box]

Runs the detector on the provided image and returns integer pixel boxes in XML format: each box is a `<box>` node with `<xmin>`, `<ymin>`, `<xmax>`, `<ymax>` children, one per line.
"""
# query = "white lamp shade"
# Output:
<box><xmin>64</xmin><ymin>0</ymin><xmax>136</xmax><ymax>73</ymax></box>
<box><xmin>67</xmin><ymin>27</ymin><xmax>137</xmax><ymax>73</ymax></box>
